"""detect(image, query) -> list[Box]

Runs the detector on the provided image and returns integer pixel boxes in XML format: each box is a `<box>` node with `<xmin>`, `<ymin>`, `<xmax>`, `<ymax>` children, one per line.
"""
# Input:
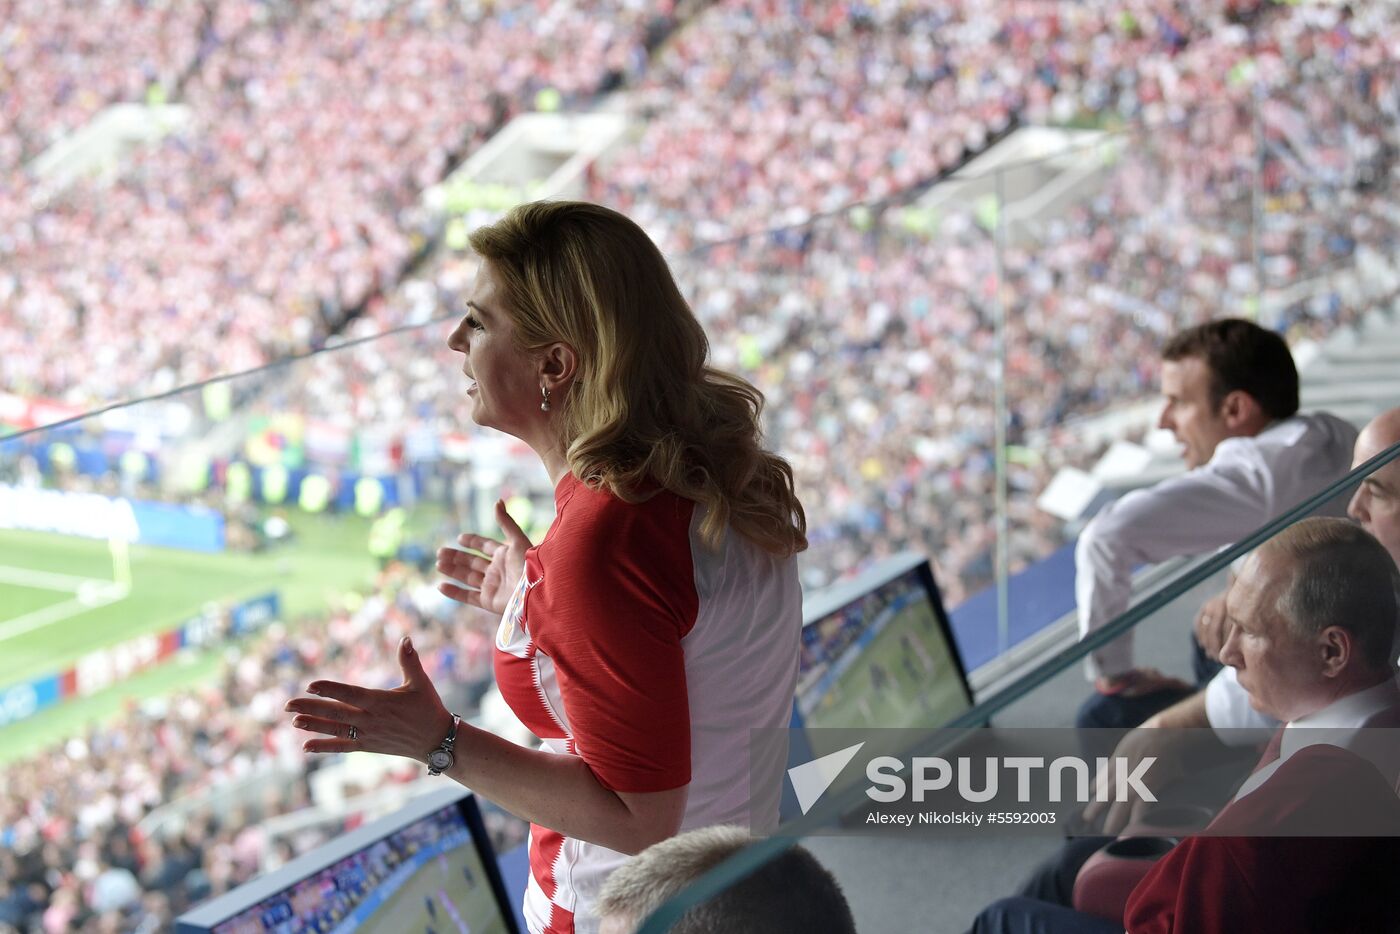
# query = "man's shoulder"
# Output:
<box><xmin>1216</xmin><ymin>743</ymin><xmax>1400</xmax><ymax>836</ymax></box>
<box><xmin>1214</xmin><ymin>412</ymin><xmax>1357</xmax><ymax>463</ymax></box>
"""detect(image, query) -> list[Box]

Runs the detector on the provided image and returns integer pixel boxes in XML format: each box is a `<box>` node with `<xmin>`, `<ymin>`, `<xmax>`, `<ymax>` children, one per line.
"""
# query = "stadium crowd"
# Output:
<box><xmin>4</xmin><ymin>1</ymin><xmax>1400</xmax><ymax>930</ymax></box>
<box><xmin>0</xmin><ymin>0</ymin><xmax>676</xmax><ymax>407</ymax></box>
<box><xmin>0</xmin><ymin>561</ymin><xmax>523</xmax><ymax>933</ymax></box>
<box><xmin>588</xmin><ymin>0</ymin><xmax>1243</xmax><ymax>251</ymax></box>
<box><xmin>275</xmin><ymin>0</ymin><xmax>1400</xmax><ymax>599</ymax></box>
<box><xmin>7</xmin><ymin>0</ymin><xmax>1399</xmax><ymax>601</ymax></box>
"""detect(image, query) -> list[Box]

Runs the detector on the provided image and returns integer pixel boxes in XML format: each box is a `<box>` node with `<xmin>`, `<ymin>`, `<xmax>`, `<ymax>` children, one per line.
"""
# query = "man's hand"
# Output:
<box><xmin>1193</xmin><ymin>590</ymin><xmax>1231</xmax><ymax>661</ymax></box>
<box><xmin>1094</xmin><ymin>667</ymin><xmax>1193</xmax><ymax>698</ymax></box>
<box><xmin>1082</xmin><ymin>715</ymin><xmax>1188</xmax><ymax>835</ymax></box>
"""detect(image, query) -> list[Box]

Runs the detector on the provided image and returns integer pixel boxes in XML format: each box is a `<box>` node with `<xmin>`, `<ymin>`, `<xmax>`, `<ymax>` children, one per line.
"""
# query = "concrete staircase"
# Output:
<box><xmin>1298</xmin><ymin>297</ymin><xmax>1400</xmax><ymax>427</ymax></box>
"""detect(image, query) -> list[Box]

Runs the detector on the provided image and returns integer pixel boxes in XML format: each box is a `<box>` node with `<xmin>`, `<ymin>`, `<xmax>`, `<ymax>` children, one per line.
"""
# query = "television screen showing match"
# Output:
<box><xmin>177</xmin><ymin>790</ymin><xmax>517</xmax><ymax>934</ymax></box>
<box><xmin>796</xmin><ymin>553</ymin><xmax>971</xmax><ymax>737</ymax></box>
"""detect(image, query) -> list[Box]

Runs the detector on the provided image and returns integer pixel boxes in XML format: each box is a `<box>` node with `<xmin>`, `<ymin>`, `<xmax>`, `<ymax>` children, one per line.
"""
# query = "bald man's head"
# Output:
<box><xmin>1348</xmin><ymin>407</ymin><xmax>1400</xmax><ymax>567</ymax></box>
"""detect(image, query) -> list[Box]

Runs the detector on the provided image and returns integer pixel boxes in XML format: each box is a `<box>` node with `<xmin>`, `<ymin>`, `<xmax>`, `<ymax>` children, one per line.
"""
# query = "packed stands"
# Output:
<box><xmin>275</xmin><ymin>0</ymin><xmax>1400</xmax><ymax>597</ymax></box>
<box><xmin>4</xmin><ymin>2</ymin><xmax>1400</xmax><ymax>930</ymax></box>
<box><xmin>0</xmin><ymin>0</ymin><xmax>676</xmax><ymax>406</ymax></box>
<box><xmin>7</xmin><ymin>2</ymin><xmax>1398</xmax><ymax>600</ymax></box>
<box><xmin>588</xmin><ymin>0</ymin><xmax>1223</xmax><ymax>252</ymax></box>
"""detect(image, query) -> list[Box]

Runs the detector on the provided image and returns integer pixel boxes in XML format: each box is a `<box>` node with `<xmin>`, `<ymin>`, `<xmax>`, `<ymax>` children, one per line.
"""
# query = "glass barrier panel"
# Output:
<box><xmin>635</xmin><ymin>436</ymin><xmax>1399</xmax><ymax>934</ymax></box>
<box><xmin>988</xmin><ymin>98</ymin><xmax>1260</xmax><ymax>680</ymax></box>
<box><xmin>0</xmin><ymin>198</ymin><xmax>999</xmax><ymax>923</ymax></box>
<box><xmin>0</xmin><ymin>199</ymin><xmax>1004</xmax><ymax>926</ymax></box>
<box><xmin>0</xmin><ymin>325</ymin><xmax>544</xmax><ymax>914</ymax></box>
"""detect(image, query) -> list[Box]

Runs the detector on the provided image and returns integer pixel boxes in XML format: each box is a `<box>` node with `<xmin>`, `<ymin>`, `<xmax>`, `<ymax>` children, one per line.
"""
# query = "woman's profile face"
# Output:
<box><xmin>447</xmin><ymin>263</ymin><xmax>542</xmax><ymax>438</ymax></box>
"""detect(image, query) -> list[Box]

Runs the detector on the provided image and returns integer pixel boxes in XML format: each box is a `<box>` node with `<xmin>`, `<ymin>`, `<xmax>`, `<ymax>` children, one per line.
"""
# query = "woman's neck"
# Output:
<box><xmin>535</xmin><ymin>442</ymin><xmax>570</xmax><ymax>487</ymax></box>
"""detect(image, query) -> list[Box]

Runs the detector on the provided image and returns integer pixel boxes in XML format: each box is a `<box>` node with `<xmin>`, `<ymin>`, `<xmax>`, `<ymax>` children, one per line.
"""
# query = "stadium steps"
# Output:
<box><xmin>1295</xmin><ymin>298</ymin><xmax>1400</xmax><ymax>426</ymax></box>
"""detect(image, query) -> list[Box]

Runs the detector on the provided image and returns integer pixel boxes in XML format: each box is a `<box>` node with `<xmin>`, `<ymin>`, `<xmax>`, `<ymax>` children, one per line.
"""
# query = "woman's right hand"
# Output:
<box><xmin>436</xmin><ymin>499</ymin><xmax>532</xmax><ymax>616</ymax></box>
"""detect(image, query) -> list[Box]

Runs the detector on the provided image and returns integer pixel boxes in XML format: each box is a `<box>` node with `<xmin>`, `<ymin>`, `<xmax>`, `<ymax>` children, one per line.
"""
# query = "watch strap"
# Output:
<box><xmin>427</xmin><ymin>713</ymin><xmax>461</xmax><ymax>775</ymax></box>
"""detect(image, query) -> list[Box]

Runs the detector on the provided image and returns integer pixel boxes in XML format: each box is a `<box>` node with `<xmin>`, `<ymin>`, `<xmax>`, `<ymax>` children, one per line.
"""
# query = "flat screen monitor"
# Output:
<box><xmin>795</xmin><ymin>552</ymin><xmax>972</xmax><ymax>746</ymax></box>
<box><xmin>176</xmin><ymin>788</ymin><xmax>518</xmax><ymax>934</ymax></box>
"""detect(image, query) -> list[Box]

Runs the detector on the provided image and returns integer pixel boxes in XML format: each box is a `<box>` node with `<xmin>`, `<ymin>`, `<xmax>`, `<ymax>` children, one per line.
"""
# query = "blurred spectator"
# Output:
<box><xmin>597</xmin><ymin>825</ymin><xmax>856</xmax><ymax>934</ymax></box>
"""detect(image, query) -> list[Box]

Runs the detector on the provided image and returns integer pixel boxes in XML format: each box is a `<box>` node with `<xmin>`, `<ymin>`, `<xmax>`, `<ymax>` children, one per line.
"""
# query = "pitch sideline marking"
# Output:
<box><xmin>0</xmin><ymin>564</ymin><xmax>103</xmax><ymax>593</ymax></box>
<box><xmin>0</xmin><ymin>583</ymin><xmax>130</xmax><ymax>642</ymax></box>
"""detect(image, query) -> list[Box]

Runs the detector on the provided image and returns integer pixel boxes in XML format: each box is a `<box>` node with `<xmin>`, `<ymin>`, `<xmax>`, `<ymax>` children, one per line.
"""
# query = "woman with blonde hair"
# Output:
<box><xmin>286</xmin><ymin>201</ymin><xmax>807</xmax><ymax>934</ymax></box>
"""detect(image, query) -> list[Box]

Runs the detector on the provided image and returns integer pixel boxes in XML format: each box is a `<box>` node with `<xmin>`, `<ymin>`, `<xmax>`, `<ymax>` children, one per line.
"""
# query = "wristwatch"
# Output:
<box><xmin>427</xmin><ymin>713</ymin><xmax>461</xmax><ymax>776</ymax></box>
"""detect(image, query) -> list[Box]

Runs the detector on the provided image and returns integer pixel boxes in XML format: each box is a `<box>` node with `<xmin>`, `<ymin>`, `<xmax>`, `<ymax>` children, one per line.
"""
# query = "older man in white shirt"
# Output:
<box><xmin>1201</xmin><ymin>405</ymin><xmax>1400</xmax><ymax>734</ymax></box>
<box><xmin>1074</xmin><ymin>318</ymin><xmax>1357</xmax><ymax>730</ymax></box>
<box><xmin>1070</xmin><ymin>407</ymin><xmax>1400</xmax><ymax>834</ymax></box>
<box><xmin>970</xmin><ymin>516</ymin><xmax>1400</xmax><ymax>934</ymax></box>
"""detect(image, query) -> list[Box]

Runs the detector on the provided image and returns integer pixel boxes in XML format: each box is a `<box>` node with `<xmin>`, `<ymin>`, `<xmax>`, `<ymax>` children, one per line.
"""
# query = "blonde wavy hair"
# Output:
<box><xmin>468</xmin><ymin>201</ymin><xmax>807</xmax><ymax>557</ymax></box>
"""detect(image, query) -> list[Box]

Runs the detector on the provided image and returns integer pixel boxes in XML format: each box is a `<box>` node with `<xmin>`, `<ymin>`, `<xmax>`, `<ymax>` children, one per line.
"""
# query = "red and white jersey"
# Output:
<box><xmin>493</xmin><ymin>474</ymin><xmax>801</xmax><ymax>934</ymax></box>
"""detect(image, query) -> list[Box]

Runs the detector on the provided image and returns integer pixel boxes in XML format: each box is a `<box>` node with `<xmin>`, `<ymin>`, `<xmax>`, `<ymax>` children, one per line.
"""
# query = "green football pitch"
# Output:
<box><xmin>358</xmin><ymin>848</ymin><xmax>510</xmax><ymax>934</ymax></box>
<box><xmin>802</xmin><ymin>600</ymin><xmax>970</xmax><ymax>736</ymax></box>
<box><xmin>0</xmin><ymin>510</ymin><xmax>416</xmax><ymax>763</ymax></box>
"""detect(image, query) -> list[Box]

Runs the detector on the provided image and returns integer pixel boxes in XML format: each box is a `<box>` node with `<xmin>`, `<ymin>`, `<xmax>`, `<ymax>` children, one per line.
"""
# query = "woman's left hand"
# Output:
<box><xmin>284</xmin><ymin>636</ymin><xmax>454</xmax><ymax>762</ymax></box>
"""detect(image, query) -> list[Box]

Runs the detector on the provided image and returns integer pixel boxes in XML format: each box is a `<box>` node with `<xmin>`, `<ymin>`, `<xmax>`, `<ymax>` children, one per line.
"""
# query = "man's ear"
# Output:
<box><xmin>1219</xmin><ymin>389</ymin><xmax>1265</xmax><ymax>433</ymax></box>
<box><xmin>538</xmin><ymin>341</ymin><xmax>579</xmax><ymax>391</ymax></box>
<box><xmin>1317</xmin><ymin>626</ymin><xmax>1352</xmax><ymax>679</ymax></box>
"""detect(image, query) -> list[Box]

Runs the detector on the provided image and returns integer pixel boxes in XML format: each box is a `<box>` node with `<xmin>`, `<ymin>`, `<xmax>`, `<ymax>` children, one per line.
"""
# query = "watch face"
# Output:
<box><xmin>428</xmin><ymin>749</ymin><xmax>454</xmax><ymax>771</ymax></box>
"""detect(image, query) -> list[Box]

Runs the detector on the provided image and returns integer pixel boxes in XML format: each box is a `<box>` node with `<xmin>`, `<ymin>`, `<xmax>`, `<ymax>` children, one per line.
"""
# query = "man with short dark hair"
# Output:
<box><xmin>1075</xmin><ymin>318</ymin><xmax>1356</xmax><ymax>727</ymax></box>
<box><xmin>1158</xmin><ymin>318</ymin><xmax>1302</xmax><ymax>465</ymax></box>
<box><xmin>596</xmin><ymin>825</ymin><xmax>857</xmax><ymax>934</ymax></box>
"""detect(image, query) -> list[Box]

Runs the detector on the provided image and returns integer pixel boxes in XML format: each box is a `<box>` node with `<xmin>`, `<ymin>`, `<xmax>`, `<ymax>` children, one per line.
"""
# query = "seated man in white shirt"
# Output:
<box><xmin>1201</xmin><ymin>405</ymin><xmax>1400</xmax><ymax>735</ymax></box>
<box><xmin>1006</xmin><ymin>413</ymin><xmax>1400</xmax><ymax>907</ymax></box>
<box><xmin>971</xmin><ymin>516</ymin><xmax>1400</xmax><ymax>934</ymax></box>
<box><xmin>1075</xmin><ymin>318</ymin><xmax>1357</xmax><ymax>731</ymax></box>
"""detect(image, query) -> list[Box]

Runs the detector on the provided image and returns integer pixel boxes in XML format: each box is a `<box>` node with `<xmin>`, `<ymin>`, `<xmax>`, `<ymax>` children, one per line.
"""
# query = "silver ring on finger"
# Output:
<box><xmin>348</xmin><ymin>725</ymin><xmax>359</xmax><ymax>741</ymax></box>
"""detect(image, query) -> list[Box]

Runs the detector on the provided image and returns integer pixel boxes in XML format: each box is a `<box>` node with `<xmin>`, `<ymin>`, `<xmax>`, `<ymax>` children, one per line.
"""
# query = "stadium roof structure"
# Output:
<box><xmin>28</xmin><ymin>102</ymin><xmax>192</xmax><ymax>202</ymax></box>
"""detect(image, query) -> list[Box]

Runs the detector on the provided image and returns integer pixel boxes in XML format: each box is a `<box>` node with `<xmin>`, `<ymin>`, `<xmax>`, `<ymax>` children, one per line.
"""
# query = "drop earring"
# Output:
<box><xmin>540</xmin><ymin>386</ymin><xmax>552</xmax><ymax>412</ymax></box>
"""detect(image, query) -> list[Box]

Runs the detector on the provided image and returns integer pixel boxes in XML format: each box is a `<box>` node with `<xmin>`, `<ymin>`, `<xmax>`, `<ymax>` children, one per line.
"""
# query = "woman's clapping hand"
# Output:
<box><xmin>436</xmin><ymin>499</ymin><xmax>532</xmax><ymax>616</ymax></box>
<box><xmin>285</xmin><ymin>636</ymin><xmax>453</xmax><ymax>762</ymax></box>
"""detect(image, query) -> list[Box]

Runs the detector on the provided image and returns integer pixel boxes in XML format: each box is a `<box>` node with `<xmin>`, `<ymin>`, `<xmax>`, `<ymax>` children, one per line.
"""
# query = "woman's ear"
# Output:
<box><xmin>539</xmin><ymin>341</ymin><xmax>579</xmax><ymax>391</ymax></box>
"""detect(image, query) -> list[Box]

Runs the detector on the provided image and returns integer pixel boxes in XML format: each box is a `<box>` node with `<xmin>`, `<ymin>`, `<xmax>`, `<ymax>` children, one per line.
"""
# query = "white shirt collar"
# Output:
<box><xmin>1234</xmin><ymin>679</ymin><xmax>1399</xmax><ymax>802</ymax></box>
<box><xmin>1282</xmin><ymin>678</ymin><xmax>1400</xmax><ymax>757</ymax></box>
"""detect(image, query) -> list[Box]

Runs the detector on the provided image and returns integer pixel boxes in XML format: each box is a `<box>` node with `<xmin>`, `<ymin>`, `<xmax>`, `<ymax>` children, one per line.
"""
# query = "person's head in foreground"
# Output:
<box><xmin>1219</xmin><ymin>516</ymin><xmax>1399</xmax><ymax>722</ymax></box>
<box><xmin>1348</xmin><ymin>406</ymin><xmax>1400</xmax><ymax>566</ymax></box>
<box><xmin>1157</xmin><ymin>318</ymin><xmax>1299</xmax><ymax>469</ymax></box>
<box><xmin>596</xmin><ymin>825</ymin><xmax>857</xmax><ymax>934</ymax></box>
<box><xmin>449</xmin><ymin>199</ymin><xmax>805</xmax><ymax>554</ymax></box>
